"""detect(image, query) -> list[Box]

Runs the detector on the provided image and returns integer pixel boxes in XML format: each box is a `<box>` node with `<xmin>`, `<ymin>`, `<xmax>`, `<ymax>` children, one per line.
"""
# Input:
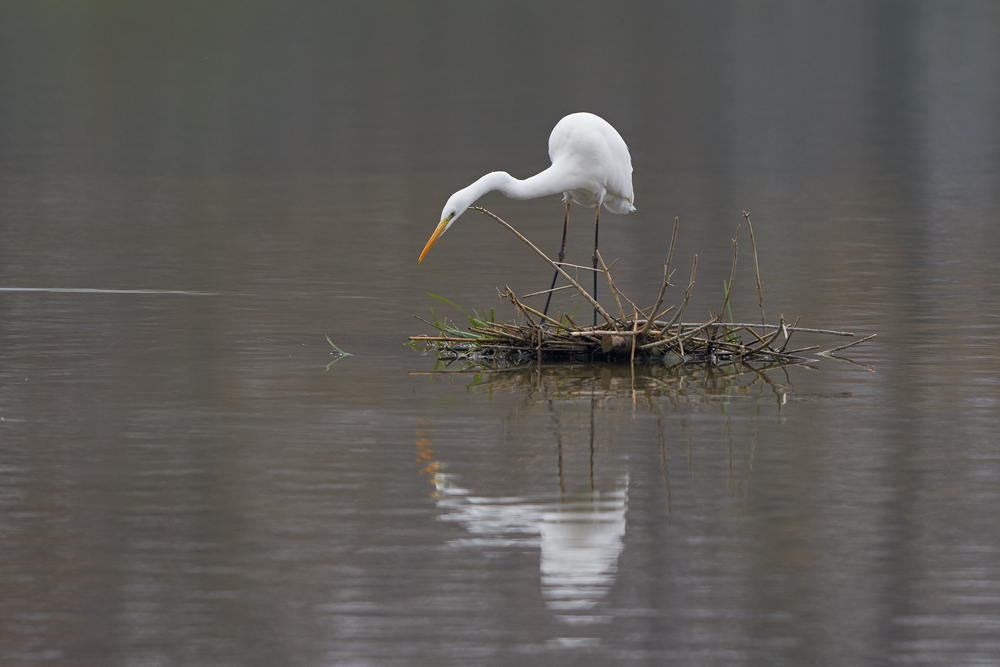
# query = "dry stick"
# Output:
<box><xmin>640</xmin><ymin>318</ymin><xmax>719</xmax><ymax>351</ymax></box>
<box><xmin>720</xmin><ymin>224</ymin><xmax>740</xmax><ymax>321</ymax></box>
<box><xmin>640</xmin><ymin>265</ymin><xmax>671</xmax><ymax>335</ymax></box>
<box><xmin>745</xmin><ymin>327</ymin><xmax>782</xmax><ymax>353</ymax></box>
<box><xmin>595</xmin><ymin>249</ymin><xmax>627</xmax><ymax>322</ymax></box>
<box><xmin>521</xmin><ymin>285</ymin><xmax>574</xmax><ymax>299</ymax></box>
<box><xmin>553</xmin><ymin>262</ymin><xmax>604</xmax><ymax>272</ymax></box>
<box><xmin>505</xmin><ymin>285</ymin><xmax>564</xmax><ymax>329</ymax></box>
<box><xmin>641</xmin><ymin>216</ymin><xmax>680</xmax><ymax>336</ymax></box>
<box><xmin>663</xmin><ymin>255</ymin><xmax>698</xmax><ymax>335</ymax></box>
<box><xmin>620</xmin><ymin>293</ymin><xmax>647</xmax><ymax>324</ymax></box>
<box><xmin>634</xmin><ymin>304</ymin><xmax>658</xmax><ymax>316</ymax></box>
<box><xmin>485</xmin><ymin>321</ymin><xmax>531</xmax><ymax>335</ymax></box>
<box><xmin>504</xmin><ymin>286</ymin><xmax>537</xmax><ymax>327</ymax></box>
<box><xmin>469</xmin><ymin>326</ymin><xmax>519</xmax><ymax>339</ymax></box>
<box><xmin>610</xmin><ymin>284</ymin><xmax>648</xmax><ymax>326</ymax></box>
<box><xmin>821</xmin><ymin>333</ymin><xmax>877</xmax><ymax>355</ymax></box>
<box><xmin>569</xmin><ymin>330</ymin><xmax>645</xmax><ymax>337</ymax></box>
<box><xmin>471</xmin><ymin>207</ymin><xmax>616</xmax><ymax>328</ymax></box>
<box><xmin>647</xmin><ymin>305</ymin><xmax>676</xmax><ymax>327</ymax></box>
<box><xmin>674</xmin><ymin>322</ymin><xmax>855</xmax><ymax>336</ymax></box>
<box><xmin>778</xmin><ymin>316</ymin><xmax>801</xmax><ymax>353</ymax></box>
<box><xmin>757</xmin><ymin>316</ymin><xmax>784</xmax><ymax>353</ymax></box>
<box><xmin>409</xmin><ymin>336</ymin><xmax>496</xmax><ymax>342</ymax></box>
<box><xmin>743</xmin><ymin>211</ymin><xmax>766</xmax><ymax>326</ymax></box>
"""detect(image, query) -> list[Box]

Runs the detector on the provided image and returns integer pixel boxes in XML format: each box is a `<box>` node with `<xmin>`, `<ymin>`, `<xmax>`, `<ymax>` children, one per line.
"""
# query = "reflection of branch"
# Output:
<box><xmin>825</xmin><ymin>354</ymin><xmax>877</xmax><ymax>373</ymax></box>
<box><xmin>415</xmin><ymin>358</ymin><xmax>845</xmax><ymax>409</ymax></box>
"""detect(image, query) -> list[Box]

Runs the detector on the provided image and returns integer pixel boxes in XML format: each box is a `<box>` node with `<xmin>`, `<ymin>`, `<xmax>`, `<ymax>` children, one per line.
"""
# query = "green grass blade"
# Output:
<box><xmin>427</xmin><ymin>292</ymin><xmax>468</xmax><ymax>316</ymax></box>
<box><xmin>325</xmin><ymin>335</ymin><xmax>352</xmax><ymax>356</ymax></box>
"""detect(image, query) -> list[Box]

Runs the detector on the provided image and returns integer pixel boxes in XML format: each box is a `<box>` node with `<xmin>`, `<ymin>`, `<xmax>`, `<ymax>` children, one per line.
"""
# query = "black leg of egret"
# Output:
<box><xmin>592</xmin><ymin>206</ymin><xmax>600</xmax><ymax>326</ymax></box>
<box><xmin>544</xmin><ymin>203</ymin><xmax>571</xmax><ymax>318</ymax></box>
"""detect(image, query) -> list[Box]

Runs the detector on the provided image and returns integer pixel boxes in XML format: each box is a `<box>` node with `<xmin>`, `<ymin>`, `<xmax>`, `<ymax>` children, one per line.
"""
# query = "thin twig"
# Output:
<box><xmin>618</xmin><ymin>290</ymin><xmax>647</xmax><ymax>325</ymax></box>
<box><xmin>506</xmin><ymin>285</ymin><xmax>567</xmax><ymax>329</ymax></box>
<box><xmin>664</xmin><ymin>255</ymin><xmax>698</xmax><ymax>334</ymax></box>
<box><xmin>553</xmin><ymin>262</ymin><xmax>604</xmax><ymax>273</ymax></box>
<box><xmin>778</xmin><ymin>316</ymin><xmax>801</xmax><ymax>353</ymax></box>
<box><xmin>641</xmin><ymin>216</ymin><xmax>679</xmax><ymax>336</ymax></box>
<box><xmin>743</xmin><ymin>211</ymin><xmax>766</xmax><ymax>326</ymax></box>
<box><xmin>410</xmin><ymin>336</ymin><xmax>495</xmax><ymax>342</ymax></box>
<box><xmin>521</xmin><ymin>284</ymin><xmax>574</xmax><ymax>299</ymax></box>
<box><xmin>719</xmin><ymin>224</ymin><xmax>740</xmax><ymax>320</ymax></box>
<box><xmin>821</xmin><ymin>333</ymin><xmax>877</xmax><ymax>355</ymax></box>
<box><xmin>647</xmin><ymin>305</ymin><xmax>676</xmax><ymax>326</ymax></box>
<box><xmin>595</xmin><ymin>249</ymin><xmax>627</xmax><ymax>322</ymax></box>
<box><xmin>673</xmin><ymin>323</ymin><xmax>855</xmax><ymax>336</ymax></box>
<box><xmin>471</xmin><ymin>207</ymin><xmax>615</xmax><ymax>328</ymax></box>
<box><xmin>639</xmin><ymin>318</ymin><xmax>719</xmax><ymax>351</ymax></box>
<box><xmin>505</xmin><ymin>286</ymin><xmax>537</xmax><ymax>327</ymax></box>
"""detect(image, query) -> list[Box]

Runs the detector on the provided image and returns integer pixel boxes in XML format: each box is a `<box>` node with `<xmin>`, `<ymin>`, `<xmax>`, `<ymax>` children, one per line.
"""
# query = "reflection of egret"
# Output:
<box><xmin>433</xmin><ymin>474</ymin><xmax>628</xmax><ymax>621</ymax></box>
<box><xmin>418</xmin><ymin>112</ymin><xmax>635</xmax><ymax>321</ymax></box>
<box><xmin>539</xmin><ymin>488</ymin><xmax>628</xmax><ymax>614</ymax></box>
<box><xmin>416</xmin><ymin>421</ymin><xmax>627</xmax><ymax>622</ymax></box>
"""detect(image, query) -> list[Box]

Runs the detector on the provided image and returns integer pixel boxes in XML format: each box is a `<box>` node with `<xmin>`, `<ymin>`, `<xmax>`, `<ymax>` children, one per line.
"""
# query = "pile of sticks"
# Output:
<box><xmin>410</xmin><ymin>208</ymin><xmax>874</xmax><ymax>367</ymax></box>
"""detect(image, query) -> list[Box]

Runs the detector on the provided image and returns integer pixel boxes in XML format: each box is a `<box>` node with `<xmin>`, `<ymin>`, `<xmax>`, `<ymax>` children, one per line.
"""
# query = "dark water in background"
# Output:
<box><xmin>1</xmin><ymin>2</ymin><xmax>999</xmax><ymax>665</ymax></box>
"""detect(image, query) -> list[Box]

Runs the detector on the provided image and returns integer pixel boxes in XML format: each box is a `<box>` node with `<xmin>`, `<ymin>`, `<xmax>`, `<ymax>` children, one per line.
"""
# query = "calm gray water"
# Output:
<box><xmin>2</xmin><ymin>2</ymin><xmax>999</xmax><ymax>666</ymax></box>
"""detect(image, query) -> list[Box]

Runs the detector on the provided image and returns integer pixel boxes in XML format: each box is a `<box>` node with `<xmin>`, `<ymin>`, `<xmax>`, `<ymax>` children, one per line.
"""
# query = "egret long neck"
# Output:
<box><xmin>466</xmin><ymin>167</ymin><xmax>571</xmax><ymax>203</ymax></box>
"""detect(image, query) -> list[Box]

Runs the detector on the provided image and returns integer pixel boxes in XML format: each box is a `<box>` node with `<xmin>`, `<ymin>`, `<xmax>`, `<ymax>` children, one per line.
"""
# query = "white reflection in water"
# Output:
<box><xmin>431</xmin><ymin>470</ymin><xmax>627</xmax><ymax>622</ymax></box>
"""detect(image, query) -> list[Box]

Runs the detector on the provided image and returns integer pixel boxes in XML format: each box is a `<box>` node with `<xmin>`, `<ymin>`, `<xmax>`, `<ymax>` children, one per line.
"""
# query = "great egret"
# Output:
<box><xmin>418</xmin><ymin>112</ymin><xmax>635</xmax><ymax>322</ymax></box>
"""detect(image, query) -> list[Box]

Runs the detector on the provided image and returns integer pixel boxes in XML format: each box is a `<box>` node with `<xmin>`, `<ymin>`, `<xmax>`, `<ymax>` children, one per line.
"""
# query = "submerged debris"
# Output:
<box><xmin>410</xmin><ymin>208</ymin><xmax>875</xmax><ymax>369</ymax></box>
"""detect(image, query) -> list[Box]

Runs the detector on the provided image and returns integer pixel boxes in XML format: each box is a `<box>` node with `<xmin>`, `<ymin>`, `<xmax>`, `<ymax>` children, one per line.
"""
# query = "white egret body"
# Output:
<box><xmin>418</xmin><ymin>112</ymin><xmax>635</xmax><ymax>263</ymax></box>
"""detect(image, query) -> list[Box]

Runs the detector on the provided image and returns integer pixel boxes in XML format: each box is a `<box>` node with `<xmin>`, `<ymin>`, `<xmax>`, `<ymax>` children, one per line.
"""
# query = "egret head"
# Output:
<box><xmin>418</xmin><ymin>190</ymin><xmax>473</xmax><ymax>263</ymax></box>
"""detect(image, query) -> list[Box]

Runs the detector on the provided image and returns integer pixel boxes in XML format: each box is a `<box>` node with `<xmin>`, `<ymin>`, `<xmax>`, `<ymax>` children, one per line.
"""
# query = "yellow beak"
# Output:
<box><xmin>418</xmin><ymin>216</ymin><xmax>452</xmax><ymax>263</ymax></box>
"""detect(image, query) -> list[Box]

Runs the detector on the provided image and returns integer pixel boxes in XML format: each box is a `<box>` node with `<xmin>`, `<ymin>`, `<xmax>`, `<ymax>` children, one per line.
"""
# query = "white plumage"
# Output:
<box><xmin>419</xmin><ymin>112</ymin><xmax>635</xmax><ymax>263</ymax></box>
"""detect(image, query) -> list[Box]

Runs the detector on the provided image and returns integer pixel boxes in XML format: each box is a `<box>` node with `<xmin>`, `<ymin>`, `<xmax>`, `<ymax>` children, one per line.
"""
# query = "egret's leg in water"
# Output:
<box><xmin>543</xmin><ymin>203</ymin><xmax>571</xmax><ymax>318</ymax></box>
<box><xmin>592</xmin><ymin>206</ymin><xmax>600</xmax><ymax>326</ymax></box>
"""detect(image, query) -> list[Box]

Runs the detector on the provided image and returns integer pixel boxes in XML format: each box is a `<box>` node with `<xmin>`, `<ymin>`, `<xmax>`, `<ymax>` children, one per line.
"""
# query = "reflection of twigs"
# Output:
<box><xmin>826</xmin><ymin>354</ymin><xmax>877</xmax><ymax>373</ymax></box>
<box><xmin>630</xmin><ymin>310</ymin><xmax>638</xmax><ymax>408</ymax></box>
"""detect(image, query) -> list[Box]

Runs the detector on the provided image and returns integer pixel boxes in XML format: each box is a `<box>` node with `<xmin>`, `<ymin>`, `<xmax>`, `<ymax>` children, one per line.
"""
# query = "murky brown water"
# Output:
<box><xmin>2</xmin><ymin>2</ymin><xmax>999</xmax><ymax>666</ymax></box>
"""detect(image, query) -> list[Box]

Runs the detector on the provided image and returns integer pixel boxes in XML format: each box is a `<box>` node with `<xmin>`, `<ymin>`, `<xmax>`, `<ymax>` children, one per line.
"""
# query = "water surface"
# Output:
<box><xmin>1</xmin><ymin>2</ymin><xmax>999</xmax><ymax>666</ymax></box>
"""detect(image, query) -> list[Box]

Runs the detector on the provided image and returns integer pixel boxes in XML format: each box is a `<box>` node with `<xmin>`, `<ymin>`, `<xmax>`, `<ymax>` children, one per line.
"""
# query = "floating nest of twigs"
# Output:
<box><xmin>410</xmin><ymin>207</ymin><xmax>875</xmax><ymax>369</ymax></box>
